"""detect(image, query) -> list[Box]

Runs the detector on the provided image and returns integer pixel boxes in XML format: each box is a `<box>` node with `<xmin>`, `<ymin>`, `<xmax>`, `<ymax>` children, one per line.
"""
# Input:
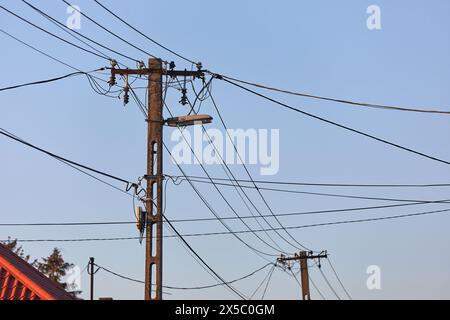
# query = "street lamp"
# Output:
<box><xmin>165</xmin><ymin>114</ymin><xmax>213</xmax><ymax>127</ymax></box>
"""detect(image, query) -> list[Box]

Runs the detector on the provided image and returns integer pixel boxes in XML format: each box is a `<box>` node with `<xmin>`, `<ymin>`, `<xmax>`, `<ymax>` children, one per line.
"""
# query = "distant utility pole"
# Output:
<box><xmin>277</xmin><ymin>251</ymin><xmax>328</xmax><ymax>300</ymax></box>
<box><xmin>111</xmin><ymin>58</ymin><xmax>205</xmax><ymax>300</ymax></box>
<box><xmin>89</xmin><ymin>257</ymin><xmax>95</xmax><ymax>301</ymax></box>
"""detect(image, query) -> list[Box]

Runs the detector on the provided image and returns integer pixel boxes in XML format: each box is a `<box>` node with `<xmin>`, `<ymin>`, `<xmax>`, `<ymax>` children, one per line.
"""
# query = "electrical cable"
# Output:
<box><xmin>249</xmin><ymin>264</ymin><xmax>276</xmax><ymax>300</ymax></box>
<box><xmin>163</xmin><ymin>215</ymin><xmax>247</xmax><ymax>299</ymax></box>
<box><xmin>60</xmin><ymin>0</ymin><xmax>163</xmax><ymax>62</ymax></box>
<box><xmin>21</xmin><ymin>0</ymin><xmax>140</xmax><ymax>64</ymax></box>
<box><xmin>176</xmin><ymin>174</ymin><xmax>450</xmax><ymax>189</ymax></box>
<box><xmin>163</xmin><ymin>142</ymin><xmax>277</xmax><ymax>259</ymax></box>
<box><xmin>0</xmin><ymin>28</ymin><xmax>120</xmax><ymax>92</ymax></box>
<box><xmin>92</xmin><ymin>0</ymin><xmax>198</xmax><ymax>66</ymax></box>
<box><xmin>0</xmin><ymin>128</ymin><xmax>129</xmax><ymax>184</ymax></box>
<box><xmin>0</xmin><ymin>5</ymin><xmax>109</xmax><ymax>61</ymax></box>
<box><xmin>261</xmin><ymin>263</ymin><xmax>276</xmax><ymax>300</ymax></box>
<box><xmin>327</xmin><ymin>257</ymin><xmax>352</xmax><ymax>300</ymax></box>
<box><xmin>219</xmin><ymin>77</ymin><xmax>450</xmax><ymax>166</ymax></box>
<box><xmin>207</xmin><ymin>85</ymin><xmax>311</xmax><ymax>252</ymax></box>
<box><xmin>0</xmin><ymin>127</ymin><xmax>147</xmax><ymax>202</ymax></box>
<box><xmin>318</xmin><ymin>265</ymin><xmax>341</xmax><ymax>300</ymax></box>
<box><xmin>0</xmin><ymin>70</ymin><xmax>100</xmax><ymax>92</ymax></box>
<box><xmin>2</xmin><ymin>197</ymin><xmax>450</xmax><ymax>227</ymax></box>
<box><xmin>309</xmin><ymin>273</ymin><xmax>326</xmax><ymax>300</ymax></box>
<box><xmin>169</xmin><ymin>81</ymin><xmax>289</xmax><ymax>254</ymax></box>
<box><xmin>6</xmin><ymin>207</ymin><xmax>450</xmax><ymax>242</ymax></box>
<box><xmin>218</xmin><ymin>74</ymin><xmax>450</xmax><ymax>115</ymax></box>
<box><xmin>174</xmin><ymin>177</ymin><xmax>450</xmax><ymax>204</ymax></box>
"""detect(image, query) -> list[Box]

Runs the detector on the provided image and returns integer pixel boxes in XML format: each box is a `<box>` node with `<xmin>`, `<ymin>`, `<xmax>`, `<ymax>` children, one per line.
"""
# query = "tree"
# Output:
<box><xmin>2</xmin><ymin>240</ymin><xmax>81</xmax><ymax>297</ymax></box>
<box><xmin>2</xmin><ymin>237</ymin><xmax>37</xmax><ymax>266</ymax></box>
<box><xmin>37</xmin><ymin>248</ymin><xmax>75</xmax><ymax>291</ymax></box>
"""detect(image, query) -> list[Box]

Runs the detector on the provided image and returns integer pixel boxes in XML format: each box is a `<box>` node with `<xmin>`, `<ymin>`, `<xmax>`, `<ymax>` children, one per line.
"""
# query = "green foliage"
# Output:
<box><xmin>2</xmin><ymin>239</ymin><xmax>81</xmax><ymax>297</ymax></box>
<box><xmin>37</xmin><ymin>248</ymin><xmax>75</xmax><ymax>291</ymax></box>
<box><xmin>2</xmin><ymin>237</ymin><xmax>37</xmax><ymax>266</ymax></box>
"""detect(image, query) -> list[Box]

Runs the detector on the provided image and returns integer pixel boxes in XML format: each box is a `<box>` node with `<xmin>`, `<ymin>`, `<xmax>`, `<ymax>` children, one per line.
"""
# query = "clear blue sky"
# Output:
<box><xmin>1</xmin><ymin>0</ymin><xmax>450</xmax><ymax>300</ymax></box>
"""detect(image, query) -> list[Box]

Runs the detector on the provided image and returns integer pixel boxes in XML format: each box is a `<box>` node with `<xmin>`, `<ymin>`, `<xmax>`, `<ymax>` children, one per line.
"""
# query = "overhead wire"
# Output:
<box><xmin>163</xmin><ymin>142</ymin><xmax>277</xmax><ymax>259</ymax></box>
<box><xmin>92</xmin><ymin>0</ymin><xmax>198</xmax><ymax>66</ymax></box>
<box><xmin>327</xmin><ymin>257</ymin><xmax>352</xmax><ymax>300</ymax></box>
<box><xmin>60</xmin><ymin>0</ymin><xmax>163</xmax><ymax>62</ymax></box>
<box><xmin>217</xmin><ymin>74</ymin><xmax>450</xmax><ymax>115</ymax></box>
<box><xmin>21</xmin><ymin>0</ymin><xmax>140</xmax><ymax>64</ymax></box>
<box><xmin>0</xmin><ymin>128</ymin><xmax>129</xmax><ymax>184</ymax></box>
<box><xmin>0</xmin><ymin>128</ymin><xmax>145</xmax><ymax>201</ymax></box>
<box><xmin>176</xmin><ymin>174</ymin><xmax>450</xmax><ymax>188</ymax></box>
<box><xmin>219</xmin><ymin>77</ymin><xmax>450</xmax><ymax>166</ymax></box>
<box><xmin>318</xmin><ymin>265</ymin><xmax>341</xmax><ymax>300</ymax></box>
<box><xmin>170</xmin><ymin>78</ymin><xmax>288</xmax><ymax>255</ymax></box>
<box><xmin>0</xmin><ymin>5</ymin><xmax>109</xmax><ymax>61</ymax></box>
<box><xmin>94</xmin><ymin>261</ymin><xmax>272</xmax><ymax>291</ymax></box>
<box><xmin>6</xmin><ymin>207</ymin><xmax>450</xmax><ymax>242</ymax></box>
<box><xmin>163</xmin><ymin>215</ymin><xmax>247</xmax><ymax>299</ymax></box>
<box><xmin>134</xmin><ymin>76</ymin><xmax>278</xmax><ymax>259</ymax></box>
<box><xmin>3</xmin><ymin>199</ymin><xmax>450</xmax><ymax>227</ymax></box>
<box><xmin>0</xmin><ymin>70</ymin><xmax>102</xmax><ymax>92</ymax></box>
<box><xmin>249</xmin><ymin>263</ymin><xmax>276</xmax><ymax>300</ymax></box>
<box><xmin>261</xmin><ymin>263</ymin><xmax>276</xmax><ymax>300</ymax></box>
<box><xmin>207</xmin><ymin>84</ymin><xmax>311</xmax><ymax>252</ymax></box>
<box><xmin>0</xmin><ymin>28</ymin><xmax>118</xmax><ymax>92</ymax></box>
<box><xmin>171</xmin><ymin>177</ymin><xmax>450</xmax><ymax>204</ymax></box>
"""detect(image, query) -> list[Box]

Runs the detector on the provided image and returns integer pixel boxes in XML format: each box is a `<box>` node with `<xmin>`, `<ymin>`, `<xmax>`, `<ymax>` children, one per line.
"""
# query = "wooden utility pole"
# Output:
<box><xmin>111</xmin><ymin>58</ymin><xmax>204</xmax><ymax>300</ymax></box>
<box><xmin>299</xmin><ymin>251</ymin><xmax>310</xmax><ymax>300</ymax></box>
<box><xmin>277</xmin><ymin>251</ymin><xmax>327</xmax><ymax>300</ymax></box>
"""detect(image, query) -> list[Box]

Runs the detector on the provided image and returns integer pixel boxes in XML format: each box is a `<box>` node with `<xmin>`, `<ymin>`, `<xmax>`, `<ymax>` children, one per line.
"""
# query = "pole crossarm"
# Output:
<box><xmin>277</xmin><ymin>251</ymin><xmax>328</xmax><ymax>263</ymax></box>
<box><xmin>111</xmin><ymin>68</ymin><xmax>205</xmax><ymax>78</ymax></box>
<box><xmin>277</xmin><ymin>250</ymin><xmax>328</xmax><ymax>300</ymax></box>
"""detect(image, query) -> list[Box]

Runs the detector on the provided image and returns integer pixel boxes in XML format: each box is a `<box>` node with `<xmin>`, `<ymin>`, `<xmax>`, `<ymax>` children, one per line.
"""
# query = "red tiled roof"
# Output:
<box><xmin>0</xmin><ymin>243</ymin><xmax>75</xmax><ymax>300</ymax></box>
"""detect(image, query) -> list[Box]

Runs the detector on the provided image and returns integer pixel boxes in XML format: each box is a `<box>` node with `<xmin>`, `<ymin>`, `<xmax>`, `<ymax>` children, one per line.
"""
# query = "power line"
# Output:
<box><xmin>164</xmin><ymin>99</ymin><xmax>281</xmax><ymax>257</ymax></box>
<box><xmin>219</xmin><ymin>76</ymin><xmax>450</xmax><ymax>166</ymax></box>
<box><xmin>0</xmin><ymin>70</ymin><xmax>100</xmax><ymax>92</ymax></box>
<box><xmin>93</xmin><ymin>264</ymin><xmax>172</xmax><ymax>295</ymax></box>
<box><xmin>318</xmin><ymin>266</ymin><xmax>341</xmax><ymax>300</ymax></box>
<box><xmin>163</xmin><ymin>219</ymin><xmax>248</xmax><ymax>299</ymax></box>
<box><xmin>6</xmin><ymin>207</ymin><xmax>450</xmax><ymax>242</ymax></box>
<box><xmin>0</xmin><ymin>128</ymin><xmax>147</xmax><ymax>203</ymax></box>
<box><xmin>95</xmin><ymin>262</ymin><xmax>272</xmax><ymax>290</ymax></box>
<box><xmin>308</xmin><ymin>273</ymin><xmax>326</xmax><ymax>300</ymax></box>
<box><xmin>0</xmin><ymin>28</ymin><xmax>119</xmax><ymax>90</ymax></box>
<box><xmin>60</xmin><ymin>0</ymin><xmax>162</xmax><ymax>62</ymax></box>
<box><xmin>207</xmin><ymin>85</ymin><xmax>310</xmax><ymax>252</ymax></box>
<box><xmin>250</xmin><ymin>264</ymin><xmax>276</xmax><ymax>300</ymax></box>
<box><xmin>170</xmin><ymin>177</ymin><xmax>450</xmax><ymax>204</ymax></box>
<box><xmin>21</xmin><ymin>0</ymin><xmax>139</xmax><ymax>64</ymax></box>
<box><xmin>2</xmin><ymin>197</ymin><xmax>450</xmax><ymax>227</ymax></box>
<box><xmin>92</xmin><ymin>0</ymin><xmax>198</xmax><ymax>66</ymax></box>
<box><xmin>176</xmin><ymin>175</ymin><xmax>450</xmax><ymax>188</ymax></box>
<box><xmin>261</xmin><ymin>264</ymin><xmax>276</xmax><ymax>299</ymax></box>
<box><xmin>218</xmin><ymin>74</ymin><xmax>450</xmax><ymax>115</ymax></box>
<box><xmin>134</xmin><ymin>79</ymin><xmax>278</xmax><ymax>259</ymax></box>
<box><xmin>163</xmin><ymin>141</ymin><xmax>278</xmax><ymax>259</ymax></box>
<box><xmin>0</xmin><ymin>128</ymin><xmax>130</xmax><ymax>185</ymax></box>
<box><xmin>170</xmin><ymin>80</ymin><xmax>289</xmax><ymax>255</ymax></box>
<box><xmin>0</xmin><ymin>5</ymin><xmax>109</xmax><ymax>61</ymax></box>
<box><xmin>165</xmin><ymin>263</ymin><xmax>273</xmax><ymax>290</ymax></box>
<box><xmin>327</xmin><ymin>257</ymin><xmax>352</xmax><ymax>300</ymax></box>
<box><xmin>163</xmin><ymin>215</ymin><xmax>247</xmax><ymax>299</ymax></box>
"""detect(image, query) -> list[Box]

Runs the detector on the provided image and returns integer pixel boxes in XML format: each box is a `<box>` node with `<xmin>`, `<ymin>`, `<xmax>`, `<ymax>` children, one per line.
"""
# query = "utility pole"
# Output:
<box><xmin>89</xmin><ymin>257</ymin><xmax>95</xmax><ymax>301</ymax></box>
<box><xmin>145</xmin><ymin>58</ymin><xmax>163</xmax><ymax>301</ymax></box>
<box><xmin>111</xmin><ymin>58</ymin><xmax>205</xmax><ymax>300</ymax></box>
<box><xmin>277</xmin><ymin>251</ymin><xmax>327</xmax><ymax>300</ymax></box>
